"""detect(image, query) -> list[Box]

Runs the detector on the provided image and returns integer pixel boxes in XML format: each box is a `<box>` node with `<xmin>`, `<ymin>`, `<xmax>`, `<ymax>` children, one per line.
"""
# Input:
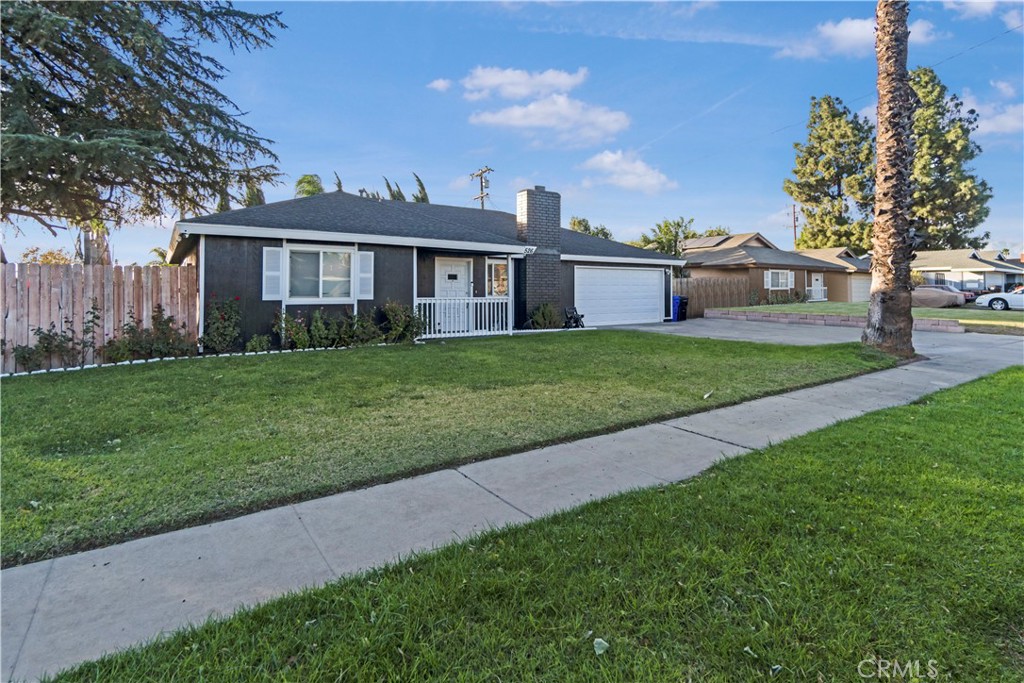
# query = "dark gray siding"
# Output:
<box><xmin>203</xmin><ymin>235</ymin><xmax>284</xmax><ymax>341</ymax></box>
<box><xmin>202</xmin><ymin>237</ymin><xmax>415</xmax><ymax>343</ymax></box>
<box><xmin>416</xmin><ymin>250</ymin><xmax>489</xmax><ymax>298</ymax></box>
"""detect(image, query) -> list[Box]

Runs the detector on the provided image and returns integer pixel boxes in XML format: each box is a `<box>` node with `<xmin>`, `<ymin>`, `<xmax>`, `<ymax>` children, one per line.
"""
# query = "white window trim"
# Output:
<box><xmin>486</xmin><ymin>258</ymin><xmax>510</xmax><ymax>298</ymax></box>
<box><xmin>765</xmin><ymin>269</ymin><xmax>793</xmax><ymax>290</ymax></box>
<box><xmin>284</xmin><ymin>243</ymin><xmax>357</xmax><ymax>305</ymax></box>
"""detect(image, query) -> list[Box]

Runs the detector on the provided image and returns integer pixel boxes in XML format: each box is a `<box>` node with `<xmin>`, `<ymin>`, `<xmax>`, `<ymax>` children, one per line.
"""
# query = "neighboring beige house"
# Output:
<box><xmin>680</xmin><ymin>233</ymin><xmax>848</xmax><ymax>302</ymax></box>
<box><xmin>912</xmin><ymin>249</ymin><xmax>1024</xmax><ymax>292</ymax></box>
<box><xmin>795</xmin><ymin>247</ymin><xmax>872</xmax><ymax>302</ymax></box>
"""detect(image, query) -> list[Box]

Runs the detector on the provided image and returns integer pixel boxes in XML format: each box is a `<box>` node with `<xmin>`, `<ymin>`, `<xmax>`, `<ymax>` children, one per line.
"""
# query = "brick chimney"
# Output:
<box><xmin>516</xmin><ymin>186</ymin><xmax>562</xmax><ymax>317</ymax></box>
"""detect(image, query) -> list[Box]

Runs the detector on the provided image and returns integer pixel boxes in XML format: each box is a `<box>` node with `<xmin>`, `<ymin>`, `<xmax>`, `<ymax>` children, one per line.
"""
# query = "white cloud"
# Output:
<box><xmin>579</xmin><ymin>150</ymin><xmax>677</xmax><ymax>194</ymax></box>
<box><xmin>991</xmin><ymin>80</ymin><xmax>1016</xmax><ymax>98</ymax></box>
<box><xmin>943</xmin><ymin>1</ymin><xmax>999</xmax><ymax>20</ymax></box>
<box><xmin>777</xmin><ymin>17</ymin><xmax>943</xmax><ymax>59</ymax></box>
<box><xmin>448</xmin><ymin>174</ymin><xmax>471</xmax><ymax>191</ymax></box>
<box><xmin>963</xmin><ymin>90</ymin><xmax>1024</xmax><ymax>135</ymax></box>
<box><xmin>670</xmin><ymin>1</ymin><xmax>718</xmax><ymax>19</ymax></box>
<box><xmin>858</xmin><ymin>102</ymin><xmax>877</xmax><ymax>127</ymax></box>
<box><xmin>427</xmin><ymin>78</ymin><xmax>452</xmax><ymax>92</ymax></box>
<box><xmin>469</xmin><ymin>94</ymin><xmax>630</xmax><ymax>146</ymax></box>
<box><xmin>1003</xmin><ymin>7</ymin><xmax>1023</xmax><ymax>29</ymax></box>
<box><xmin>461</xmin><ymin>66</ymin><xmax>589</xmax><ymax>101</ymax></box>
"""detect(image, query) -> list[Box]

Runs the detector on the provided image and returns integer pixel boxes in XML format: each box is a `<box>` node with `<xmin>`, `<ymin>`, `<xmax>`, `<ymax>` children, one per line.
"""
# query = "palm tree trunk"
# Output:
<box><xmin>863</xmin><ymin>0</ymin><xmax>915</xmax><ymax>358</ymax></box>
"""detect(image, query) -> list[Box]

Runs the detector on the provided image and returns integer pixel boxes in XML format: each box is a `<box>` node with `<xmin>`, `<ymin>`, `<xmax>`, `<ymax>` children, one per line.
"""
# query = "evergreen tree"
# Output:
<box><xmin>333</xmin><ymin>172</ymin><xmax>344</xmax><ymax>192</ymax></box>
<box><xmin>411</xmin><ymin>173</ymin><xmax>429</xmax><ymax>203</ymax></box>
<box><xmin>243</xmin><ymin>182</ymin><xmax>266</xmax><ymax>207</ymax></box>
<box><xmin>295</xmin><ymin>174</ymin><xmax>324</xmax><ymax>198</ymax></box>
<box><xmin>216</xmin><ymin>189</ymin><xmax>232</xmax><ymax>213</ymax></box>
<box><xmin>909</xmin><ymin>67</ymin><xmax>991</xmax><ymax>250</ymax></box>
<box><xmin>784</xmin><ymin>96</ymin><xmax>875</xmax><ymax>253</ymax></box>
<box><xmin>1</xmin><ymin>1</ymin><xmax>283</xmax><ymax>234</ymax></box>
<box><xmin>383</xmin><ymin>177</ymin><xmax>406</xmax><ymax>202</ymax></box>
<box><xmin>569</xmin><ymin>216</ymin><xmax>613</xmax><ymax>240</ymax></box>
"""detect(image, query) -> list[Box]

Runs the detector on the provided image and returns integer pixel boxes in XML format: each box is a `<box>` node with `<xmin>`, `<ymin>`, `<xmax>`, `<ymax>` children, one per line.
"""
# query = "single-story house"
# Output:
<box><xmin>911</xmin><ymin>249</ymin><xmax>1024</xmax><ymax>292</ymax></box>
<box><xmin>168</xmin><ymin>186</ymin><xmax>684</xmax><ymax>341</ymax></box>
<box><xmin>680</xmin><ymin>233</ymin><xmax>849</xmax><ymax>302</ymax></box>
<box><xmin>795</xmin><ymin>247</ymin><xmax>872</xmax><ymax>302</ymax></box>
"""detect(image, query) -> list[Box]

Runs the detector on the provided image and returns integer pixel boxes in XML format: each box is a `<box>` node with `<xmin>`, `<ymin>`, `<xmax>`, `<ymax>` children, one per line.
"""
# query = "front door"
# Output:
<box><xmin>809</xmin><ymin>272</ymin><xmax>825</xmax><ymax>300</ymax></box>
<box><xmin>435</xmin><ymin>258</ymin><xmax>473</xmax><ymax>333</ymax></box>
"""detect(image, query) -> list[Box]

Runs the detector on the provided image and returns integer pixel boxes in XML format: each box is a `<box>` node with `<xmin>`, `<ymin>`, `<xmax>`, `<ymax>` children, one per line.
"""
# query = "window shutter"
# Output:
<box><xmin>763</xmin><ymin>271</ymin><xmax>771</xmax><ymax>289</ymax></box>
<box><xmin>357</xmin><ymin>251</ymin><xmax>374</xmax><ymax>300</ymax></box>
<box><xmin>262</xmin><ymin>247</ymin><xmax>283</xmax><ymax>300</ymax></box>
<box><xmin>787</xmin><ymin>271</ymin><xmax>795</xmax><ymax>289</ymax></box>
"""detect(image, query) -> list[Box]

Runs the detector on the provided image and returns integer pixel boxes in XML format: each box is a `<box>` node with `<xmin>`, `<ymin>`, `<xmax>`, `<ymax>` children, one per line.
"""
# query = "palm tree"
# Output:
<box><xmin>148</xmin><ymin>247</ymin><xmax>169</xmax><ymax>266</ymax></box>
<box><xmin>863</xmin><ymin>0</ymin><xmax>914</xmax><ymax>358</ymax></box>
<box><xmin>294</xmin><ymin>174</ymin><xmax>324</xmax><ymax>197</ymax></box>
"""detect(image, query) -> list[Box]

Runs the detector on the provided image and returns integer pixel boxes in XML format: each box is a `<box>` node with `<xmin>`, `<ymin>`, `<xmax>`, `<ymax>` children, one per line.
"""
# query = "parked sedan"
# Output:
<box><xmin>918</xmin><ymin>284</ymin><xmax>976</xmax><ymax>303</ymax></box>
<box><xmin>975</xmin><ymin>289</ymin><xmax>1024</xmax><ymax>311</ymax></box>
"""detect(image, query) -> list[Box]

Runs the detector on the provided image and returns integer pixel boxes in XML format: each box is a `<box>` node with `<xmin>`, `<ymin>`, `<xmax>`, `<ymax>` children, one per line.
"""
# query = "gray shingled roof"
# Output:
<box><xmin>796</xmin><ymin>248</ymin><xmax>870</xmax><ymax>273</ymax></box>
<box><xmin>182</xmin><ymin>191</ymin><xmax>526</xmax><ymax>247</ymax></box>
<box><xmin>913</xmin><ymin>249</ymin><xmax>1024</xmax><ymax>273</ymax></box>
<box><xmin>179</xmin><ymin>189</ymin><xmax>683</xmax><ymax>263</ymax></box>
<box><xmin>683</xmin><ymin>246</ymin><xmax>848</xmax><ymax>271</ymax></box>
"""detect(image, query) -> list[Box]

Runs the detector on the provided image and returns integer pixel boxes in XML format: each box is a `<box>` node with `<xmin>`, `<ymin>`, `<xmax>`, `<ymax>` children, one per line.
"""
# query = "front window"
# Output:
<box><xmin>766</xmin><ymin>269</ymin><xmax>792</xmax><ymax>290</ymax></box>
<box><xmin>487</xmin><ymin>260</ymin><xmax>508</xmax><ymax>297</ymax></box>
<box><xmin>288</xmin><ymin>248</ymin><xmax>353</xmax><ymax>301</ymax></box>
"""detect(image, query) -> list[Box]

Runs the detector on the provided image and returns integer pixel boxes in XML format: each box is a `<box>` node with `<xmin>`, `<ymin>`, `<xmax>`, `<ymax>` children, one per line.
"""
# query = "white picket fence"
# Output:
<box><xmin>415</xmin><ymin>297</ymin><xmax>511</xmax><ymax>339</ymax></box>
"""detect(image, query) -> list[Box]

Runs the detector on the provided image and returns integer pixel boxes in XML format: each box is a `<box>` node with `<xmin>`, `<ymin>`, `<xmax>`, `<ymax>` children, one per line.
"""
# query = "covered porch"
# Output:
<box><xmin>413</xmin><ymin>249</ymin><xmax>517</xmax><ymax>339</ymax></box>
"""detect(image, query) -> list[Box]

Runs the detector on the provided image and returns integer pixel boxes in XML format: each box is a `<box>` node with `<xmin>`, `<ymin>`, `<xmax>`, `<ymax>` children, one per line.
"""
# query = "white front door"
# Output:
<box><xmin>435</xmin><ymin>258</ymin><xmax>473</xmax><ymax>333</ymax></box>
<box><xmin>809</xmin><ymin>272</ymin><xmax>825</xmax><ymax>300</ymax></box>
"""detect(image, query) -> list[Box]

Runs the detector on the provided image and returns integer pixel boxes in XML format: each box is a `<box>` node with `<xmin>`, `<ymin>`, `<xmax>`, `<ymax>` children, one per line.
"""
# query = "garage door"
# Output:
<box><xmin>574</xmin><ymin>266</ymin><xmax>665</xmax><ymax>325</ymax></box>
<box><xmin>851</xmin><ymin>274</ymin><xmax>871</xmax><ymax>302</ymax></box>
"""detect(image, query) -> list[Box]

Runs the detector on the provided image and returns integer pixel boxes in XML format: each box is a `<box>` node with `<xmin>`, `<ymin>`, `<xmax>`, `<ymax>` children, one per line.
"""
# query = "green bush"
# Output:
<box><xmin>309</xmin><ymin>309</ymin><xmax>333</xmax><ymax>348</ymax></box>
<box><xmin>379</xmin><ymin>301</ymin><xmax>425</xmax><ymax>343</ymax></box>
<box><xmin>244</xmin><ymin>334</ymin><xmax>271</xmax><ymax>353</ymax></box>
<box><xmin>102</xmin><ymin>306</ymin><xmax>196</xmax><ymax>362</ymax></box>
<box><xmin>10</xmin><ymin>301</ymin><xmax>103</xmax><ymax>371</ymax></box>
<box><xmin>529</xmin><ymin>303</ymin><xmax>562</xmax><ymax>329</ymax></box>
<box><xmin>200</xmin><ymin>295</ymin><xmax>241</xmax><ymax>354</ymax></box>
<box><xmin>274</xmin><ymin>311</ymin><xmax>311</xmax><ymax>350</ymax></box>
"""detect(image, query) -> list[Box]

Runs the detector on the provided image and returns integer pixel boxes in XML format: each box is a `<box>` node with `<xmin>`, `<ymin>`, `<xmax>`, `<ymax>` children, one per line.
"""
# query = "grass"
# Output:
<box><xmin>727</xmin><ymin>301</ymin><xmax>1024</xmax><ymax>334</ymax></box>
<box><xmin>0</xmin><ymin>330</ymin><xmax>897</xmax><ymax>567</ymax></box>
<box><xmin>47</xmin><ymin>368</ymin><xmax>1024</xmax><ymax>682</ymax></box>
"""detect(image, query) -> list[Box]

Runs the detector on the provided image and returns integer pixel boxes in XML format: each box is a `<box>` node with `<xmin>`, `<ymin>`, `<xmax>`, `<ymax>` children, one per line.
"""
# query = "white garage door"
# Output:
<box><xmin>851</xmin><ymin>274</ymin><xmax>871</xmax><ymax>302</ymax></box>
<box><xmin>574</xmin><ymin>266</ymin><xmax>665</xmax><ymax>326</ymax></box>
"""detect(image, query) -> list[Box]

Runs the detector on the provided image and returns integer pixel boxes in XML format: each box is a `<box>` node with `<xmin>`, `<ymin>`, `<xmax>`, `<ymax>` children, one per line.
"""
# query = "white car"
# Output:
<box><xmin>975</xmin><ymin>289</ymin><xmax>1024</xmax><ymax>311</ymax></box>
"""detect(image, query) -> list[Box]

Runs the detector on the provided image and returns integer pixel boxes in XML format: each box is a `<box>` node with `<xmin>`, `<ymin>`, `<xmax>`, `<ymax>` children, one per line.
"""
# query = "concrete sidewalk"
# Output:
<box><xmin>3</xmin><ymin>323</ymin><xmax>1021</xmax><ymax>681</ymax></box>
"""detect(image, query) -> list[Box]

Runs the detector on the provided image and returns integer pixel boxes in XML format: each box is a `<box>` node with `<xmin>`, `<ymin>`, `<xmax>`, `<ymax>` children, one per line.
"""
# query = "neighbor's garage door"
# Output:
<box><xmin>851</xmin><ymin>274</ymin><xmax>871</xmax><ymax>302</ymax></box>
<box><xmin>574</xmin><ymin>266</ymin><xmax>665</xmax><ymax>326</ymax></box>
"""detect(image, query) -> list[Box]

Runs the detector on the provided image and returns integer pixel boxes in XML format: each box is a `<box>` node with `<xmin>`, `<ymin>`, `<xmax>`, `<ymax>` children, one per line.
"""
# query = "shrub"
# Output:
<box><xmin>530</xmin><ymin>303</ymin><xmax>562</xmax><ymax>329</ymax></box>
<box><xmin>102</xmin><ymin>306</ymin><xmax>196</xmax><ymax>362</ymax></box>
<box><xmin>244</xmin><ymin>334</ymin><xmax>271</xmax><ymax>352</ymax></box>
<box><xmin>339</xmin><ymin>310</ymin><xmax>384</xmax><ymax>347</ymax></box>
<box><xmin>10</xmin><ymin>300</ymin><xmax>104</xmax><ymax>371</ymax></box>
<box><xmin>379</xmin><ymin>301</ymin><xmax>425</xmax><ymax>343</ymax></box>
<box><xmin>309</xmin><ymin>309</ymin><xmax>334</xmax><ymax>348</ymax></box>
<box><xmin>200</xmin><ymin>295</ymin><xmax>241</xmax><ymax>354</ymax></box>
<box><xmin>274</xmin><ymin>311</ymin><xmax>311</xmax><ymax>350</ymax></box>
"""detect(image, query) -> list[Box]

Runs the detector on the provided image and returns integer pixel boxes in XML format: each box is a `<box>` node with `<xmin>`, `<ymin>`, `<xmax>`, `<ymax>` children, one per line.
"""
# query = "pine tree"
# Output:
<box><xmin>411</xmin><ymin>173</ymin><xmax>429</xmax><ymax>203</ymax></box>
<box><xmin>1</xmin><ymin>1</ymin><xmax>283</xmax><ymax>234</ymax></box>
<box><xmin>784</xmin><ymin>96</ymin><xmax>875</xmax><ymax>253</ymax></box>
<box><xmin>333</xmin><ymin>172</ymin><xmax>344</xmax><ymax>192</ymax></box>
<box><xmin>243</xmin><ymin>182</ymin><xmax>266</xmax><ymax>207</ymax></box>
<box><xmin>383</xmin><ymin>177</ymin><xmax>406</xmax><ymax>202</ymax></box>
<box><xmin>909</xmin><ymin>67</ymin><xmax>992</xmax><ymax>250</ymax></box>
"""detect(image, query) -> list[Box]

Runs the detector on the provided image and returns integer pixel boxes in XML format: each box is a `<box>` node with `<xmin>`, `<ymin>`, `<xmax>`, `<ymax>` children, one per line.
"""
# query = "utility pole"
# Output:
<box><xmin>792</xmin><ymin>204</ymin><xmax>798</xmax><ymax>245</ymax></box>
<box><xmin>470</xmin><ymin>166</ymin><xmax>493</xmax><ymax>209</ymax></box>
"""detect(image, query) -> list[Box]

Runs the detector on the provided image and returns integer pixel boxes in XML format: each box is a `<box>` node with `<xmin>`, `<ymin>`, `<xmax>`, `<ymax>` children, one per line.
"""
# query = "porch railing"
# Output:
<box><xmin>806</xmin><ymin>286</ymin><xmax>828</xmax><ymax>302</ymax></box>
<box><xmin>415</xmin><ymin>297</ymin><xmax>511</xmax><ymax>339</ymax></box>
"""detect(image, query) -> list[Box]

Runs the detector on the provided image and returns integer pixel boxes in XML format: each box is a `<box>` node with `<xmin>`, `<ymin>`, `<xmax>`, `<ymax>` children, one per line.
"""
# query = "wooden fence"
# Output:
<box><xmin>673</xmin><ymin>277</ymin><xmax>751</xmax><ymax>318</ymax></box>
<box><xmin>0</xmin><ymin>264</ymin><xmax>198</xmax><ymax>373</ymax></box>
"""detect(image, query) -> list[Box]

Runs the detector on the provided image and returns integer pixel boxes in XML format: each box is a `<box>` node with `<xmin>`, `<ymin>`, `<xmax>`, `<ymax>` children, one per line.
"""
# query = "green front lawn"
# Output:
<box><xmin>1</xmin><ymin>331</ymin><xmax>896</xmax><ymax>566</ymax></box>
<box><xmin>727</xmin><ymin>301</ymin><xmax>1024</xmax><ymax>333</ymax></box>
<box><xmin>49</xmin><ymin>368</ymin><xmax>1024</xmax><ymax>682</ymax></box>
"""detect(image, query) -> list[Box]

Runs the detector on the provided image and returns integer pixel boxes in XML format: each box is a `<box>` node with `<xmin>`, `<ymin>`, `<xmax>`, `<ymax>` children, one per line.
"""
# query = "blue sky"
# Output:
<box><xmin>4</xmin><ymin>0</ymin><xmax>1022</xmax><ymax>263</ymax></box>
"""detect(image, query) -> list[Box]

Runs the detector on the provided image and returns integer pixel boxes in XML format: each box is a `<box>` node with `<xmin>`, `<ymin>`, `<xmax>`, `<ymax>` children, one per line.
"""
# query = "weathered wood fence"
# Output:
<box><xmin>673</xmin><ymin>277</ymin><xmax>751</xmax><ymax>318</ymax></box>
<box><xmin>0</xmin><ymin>264</ymin><xmax>198</xmax><ymax>373</ymax></box>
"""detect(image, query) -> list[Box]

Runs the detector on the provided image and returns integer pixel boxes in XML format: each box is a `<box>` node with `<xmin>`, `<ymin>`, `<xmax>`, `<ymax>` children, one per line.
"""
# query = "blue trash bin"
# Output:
<box><xmin>672</xmin><ymin>295</ymin><xmax>682</xmax><ymax>321</ymax></box>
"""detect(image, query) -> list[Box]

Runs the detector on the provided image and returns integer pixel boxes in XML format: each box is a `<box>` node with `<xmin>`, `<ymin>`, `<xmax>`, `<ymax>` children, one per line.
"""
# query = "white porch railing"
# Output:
<box><xmin>416</xmin><ymin>297</ymin><xmax>511</xmax><ymax>339</ymax></box>
<box><xmin>806</xmin><ymin>286</ymin><xmax>828</xmax><ymax>302</ymax></box>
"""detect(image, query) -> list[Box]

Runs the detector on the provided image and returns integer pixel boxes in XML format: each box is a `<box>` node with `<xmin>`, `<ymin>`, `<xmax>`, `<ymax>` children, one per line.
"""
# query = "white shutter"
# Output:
<box><xmin>357</xmin><ymin>251</ymin><xmax>374</xmax><ymax>300</ymax></box>
<box><xmin>262</xmin><ymin>247</ymin><xmax>283</xmax><ymax>300</ymax></box>
<box><xmin>787</xmin><ymin>271</ymin><xmax>795</xmax><ymax>289</ymax></box>
<box><xmin>763</xmin><ymin>271</ymin><xmax>771</xmax><ymax>289</ymax></box>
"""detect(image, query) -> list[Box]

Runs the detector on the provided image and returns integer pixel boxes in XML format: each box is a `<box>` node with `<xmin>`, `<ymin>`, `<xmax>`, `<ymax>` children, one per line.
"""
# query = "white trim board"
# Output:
<box><xmin>177</xmin><ymin>222</ymin><xmax>529</xmax><ymax>255</ymax></box>
<box><xmin>562</xmin><ymin>254</ymin><xmax>685</xmax><ymax>267</ymax></box>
